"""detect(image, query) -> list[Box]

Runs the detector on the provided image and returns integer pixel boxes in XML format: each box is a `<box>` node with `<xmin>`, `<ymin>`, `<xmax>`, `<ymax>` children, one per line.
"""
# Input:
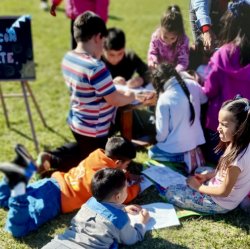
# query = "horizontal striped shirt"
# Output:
<box><xmin>62</xmin><ymin>51</ymin><xmax>116</xmax><ymax>137</ymax></box>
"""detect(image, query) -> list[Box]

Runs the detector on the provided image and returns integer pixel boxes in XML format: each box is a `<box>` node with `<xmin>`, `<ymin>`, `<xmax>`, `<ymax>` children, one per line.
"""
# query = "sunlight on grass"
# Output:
<box><xmin>0</xmin><ymin>0</ymin><xmax>250</xmax><ymax>248</ymax></box>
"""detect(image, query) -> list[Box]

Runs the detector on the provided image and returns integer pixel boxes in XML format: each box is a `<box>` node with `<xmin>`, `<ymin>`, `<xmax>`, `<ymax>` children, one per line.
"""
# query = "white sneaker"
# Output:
<box><xmin>40</xmin><ymin>1</ymin><xmax>48</xmax><ymax>10</ymax></box>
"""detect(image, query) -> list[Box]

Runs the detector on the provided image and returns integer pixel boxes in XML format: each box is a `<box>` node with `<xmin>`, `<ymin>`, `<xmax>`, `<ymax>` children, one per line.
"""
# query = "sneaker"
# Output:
<box><xmin>14</xmin><ymin>144</ymin><xmax>35</xmax><ymax>165</ymax></box>
<box><xmin>40</xmin><ymin>1</ymin><xmax>48</xmax><ymax>10</ymax></box>
<box><xmin>14</xmin><ymin>144</ymin><xmax>37</xmax><ymax>178</ymax></box>
<box><xmin>0</xmin><ymin>162</ymin><xmax>27</xmax><ymax>189</ymax></box>
<box><xmin>36</xmin><ymin>152</ymin><xmax>52</xmax><ymax>175</ymax></box>
<box><xmin>13</xmin><ymin>144</ymin><xmax>37</xmax><ymax>181</ymax></box>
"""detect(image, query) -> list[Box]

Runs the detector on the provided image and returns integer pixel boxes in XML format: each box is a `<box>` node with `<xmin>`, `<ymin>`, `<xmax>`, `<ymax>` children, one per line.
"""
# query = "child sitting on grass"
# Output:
<box><xmin>165</xmin><ymin>97</ymin><xmax>250</xmax><ymax>214</ymax></box>
<box><xmin>102</xmin><ymin>27</ymin><xmax>150</xmax><ymax>89</ymax></box>
<box><xmin>0</xmin><ymin>137</ymin><xmax>141</xmax><ymax>237</ymax></box>
<box><xmin>148</xmin><ymin>63</ymin><xmax>207</xmax><ymax>173</ymax></box>
<box><xmin>42</xmin><ymin>168</ymin><xmax>149</xmax><ymax>249</ymax></box>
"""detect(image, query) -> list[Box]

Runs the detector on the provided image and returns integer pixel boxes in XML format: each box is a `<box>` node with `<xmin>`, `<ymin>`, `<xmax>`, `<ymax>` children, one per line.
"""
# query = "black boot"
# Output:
<box><xmin>0</xmin><ymin>162</ymin><xmax>27</xmax><ymax>189</ymax></box>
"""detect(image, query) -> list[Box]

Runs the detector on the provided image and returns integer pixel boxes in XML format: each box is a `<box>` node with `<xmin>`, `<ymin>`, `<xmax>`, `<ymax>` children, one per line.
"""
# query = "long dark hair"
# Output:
<box><xmin>151</xmin><ymin>63</ymin><xmax>195</xmax><ymax>125</ymax></box>
<box><xmin>160</xmin><ymin>5</ymin><xmax>184</xmax><ymax>36</ymax></box>
<box><xmin>219</xmin><ymin>1</ymin><xmax>250</xmax><ymax>66</ymax></box>
<box><xmin>216</xmin><ymin>98</ymin><xmax>250</xmax><ymax>172</ymax></box>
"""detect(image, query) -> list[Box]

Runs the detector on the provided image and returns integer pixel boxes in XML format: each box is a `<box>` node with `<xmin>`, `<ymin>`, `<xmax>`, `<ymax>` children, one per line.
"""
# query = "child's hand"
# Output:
<box><xmin>113</xmin><ymin>76</ymin><xmax>126</xmax><ymax>86</ymax></box>
<box><xmin>134</xmin><ymin>92</ymin><xmax>147</xmax><ymax>103</ymax></box>
<box><xmin>148</xmin><ymin>61</ymin><xmax>158</xmax><ymax>70</ymax></box>
<box><xmin>139</xmin><ymin>209</ymin><xmax>150</xmax><ymax>224</ymax></box>
<box><xmin>125</xmin><ymin>204</ymin><xmax>142</xmax><ymax>215</ymax></box>
<box><xmin>135</xmin><ymin>91</ymin><xmax>156</xmax><ymax>106</ymax></box>
<box><xmin>186</xmin><ymin>176</ymin><xmax>202</xmax><ymax>191</ymax></box>
<box><xmin>50</xmin><ymin>4</ymin><xmax>57</xmax><ymax>16</ymax></box>
<box><xmin>142</xmin><ymin>91</ymin><xmax>157</xmax><ymax>106</ymax></box>
<box><xmin>127</xmin><ymin>77</ymin><xmax>144</xmax><ymax>88</ymax></box>
<box><xmin>194</xmin><ymin>173</ymin><xmax>207</xmax><ymax>184</ymax></box>
<box><xmin>202</xmin><ymin>30</ymin><xmax>216</xmax><ymax>52</ymax></box>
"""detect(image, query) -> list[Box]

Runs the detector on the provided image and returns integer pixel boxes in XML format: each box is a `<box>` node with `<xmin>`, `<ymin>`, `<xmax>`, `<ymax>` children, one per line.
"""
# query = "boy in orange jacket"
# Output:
<box><xmin>0</xmin><ymin>137</ymin><xmax>140</xmax><ymax>237</ymax></box>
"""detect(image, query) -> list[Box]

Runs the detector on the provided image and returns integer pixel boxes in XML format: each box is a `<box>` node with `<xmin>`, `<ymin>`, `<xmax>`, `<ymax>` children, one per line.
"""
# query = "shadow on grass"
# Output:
<box><xmin>121</xmin><ymin>236</ymin><xmax>189</xmax><ymax>249</ymax></box>
<box><xmin>16</xmin><ymin>212</ymin><xmax>76</xmax><ymax>248</ymax></box>
<box><xmin>10</xmin><ymin>125</ymin><xmax>71</xmax><ymax>150</ymax></box>
<box><xmin>10</xmin><ymin>127</ymin><xmax>33</xmax><ymax>141</ymax></box>
<box><xmin>108</xmin><ymin>15</ymin><xmax>123</xmax><ymax>21</ymax></box>
<box><xmin>46</xmin><ymin>126</ymin><xmax>71</xmax><ymax>143</ymax></box>
<box><xmin>206</xmin><ymin>208</ymin><xmax>250</xmax><ymax>234</ymax></box>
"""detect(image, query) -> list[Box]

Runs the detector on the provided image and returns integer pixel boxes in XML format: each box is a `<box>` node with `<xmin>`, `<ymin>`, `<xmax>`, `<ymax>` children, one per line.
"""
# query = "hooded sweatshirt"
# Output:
<box><xmin>52</xmin><ymin>149</ymin><xmax>140</xmax><ymax>213</ymax></box>
<box><xmin>203</xmin><ymin>43</ymin><xmax>250</xmax><ymax>131</ymax></box>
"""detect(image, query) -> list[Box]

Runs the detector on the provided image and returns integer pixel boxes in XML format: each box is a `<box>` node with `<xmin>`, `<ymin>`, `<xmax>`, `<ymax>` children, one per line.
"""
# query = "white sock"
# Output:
<box><xmin>11</xmin><ymin>182</ymin><xmax>26</xmax><ymax>197</ymax></box>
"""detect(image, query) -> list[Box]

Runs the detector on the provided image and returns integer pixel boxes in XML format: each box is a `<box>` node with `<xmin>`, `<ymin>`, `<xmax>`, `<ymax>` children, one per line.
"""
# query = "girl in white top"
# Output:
<box><xmin>148</xmin><ymin>63</ymin><xmax>207</xmax><ymax>173</ymax></box>
<box><xmin>165</xmin><ymin>97</ymin><xmax>250</xmax><ymax>214</ymax></box>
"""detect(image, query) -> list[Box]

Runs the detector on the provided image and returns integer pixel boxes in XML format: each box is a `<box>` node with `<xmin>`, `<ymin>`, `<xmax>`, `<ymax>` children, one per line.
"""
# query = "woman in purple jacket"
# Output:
<box><xmin>202</xmin><ymin>0</ymin><xmax>250</xmax><ymax>163</ymax></box>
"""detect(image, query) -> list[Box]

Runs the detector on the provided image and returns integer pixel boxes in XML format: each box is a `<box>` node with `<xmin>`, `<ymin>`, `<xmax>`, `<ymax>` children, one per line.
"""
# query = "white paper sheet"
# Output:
<box><xmin>115</xmin><ymin>83</ymin><xmax>155</xmax><ymax>105</ymax></box>
<box><xmin>140</xmin><ymin>176</ymin><xmax>153</xmax><ymax>193</ymax></box>
<box><xmin>128</xmin><ymin>202</ymin><xmax>180</xmax><ymax>231</ymax></box>
<box><xmin>142</xmin><ymin>162</ymin><xmax>186</xmax><ymax>189</ymax></box>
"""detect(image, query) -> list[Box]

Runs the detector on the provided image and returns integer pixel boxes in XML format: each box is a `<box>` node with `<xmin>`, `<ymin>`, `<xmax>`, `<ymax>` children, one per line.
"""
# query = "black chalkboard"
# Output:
<box><xmin>0</xmin><ymin>15</ymin><xmax>35</xmax><ymax>81</ymax></box>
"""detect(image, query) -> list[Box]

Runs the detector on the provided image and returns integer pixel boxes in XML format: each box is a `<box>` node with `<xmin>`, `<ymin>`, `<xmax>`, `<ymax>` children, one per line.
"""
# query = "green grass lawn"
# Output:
<box><xmin>0</xmin><ymin>0</ymin><xmax>250</xmax><ymax>248</ymax></box>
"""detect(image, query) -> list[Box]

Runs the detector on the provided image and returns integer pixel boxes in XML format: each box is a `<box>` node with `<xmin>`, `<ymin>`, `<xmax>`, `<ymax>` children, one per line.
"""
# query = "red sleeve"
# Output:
<box><xmin>201</xmin><ymin>25</ymin><xmax>211</xmax><ymax>33</ymax></box>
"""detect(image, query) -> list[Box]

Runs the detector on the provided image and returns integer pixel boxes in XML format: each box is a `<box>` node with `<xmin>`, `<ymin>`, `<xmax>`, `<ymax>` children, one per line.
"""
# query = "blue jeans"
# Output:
<box><xmin>0</xmin><ymin>178</ymin><xmax>61</xmax><ymax>237</ymax></box>
<box><xmin>148</xmin><ymin>145</ymin><xmax>184</xmax><ymax>163</ymax></box>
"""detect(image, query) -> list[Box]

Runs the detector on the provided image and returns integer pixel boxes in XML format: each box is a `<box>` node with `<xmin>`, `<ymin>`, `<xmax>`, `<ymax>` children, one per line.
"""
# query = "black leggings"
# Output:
<box><xmin>70</xmin><ymin>20</ymin><xmax>77</xmax><ymax>49</ymax></box>
<box><xmin>48</xmin><ymin>131</ymin><xmax>107</xmax><ymax>172</ymax></box>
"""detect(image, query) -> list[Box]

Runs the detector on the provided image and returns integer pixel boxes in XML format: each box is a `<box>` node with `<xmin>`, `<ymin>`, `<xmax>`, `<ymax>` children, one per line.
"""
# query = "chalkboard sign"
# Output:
<box><xmin>0</xmin><ymin>15</ymin><xmax>35</xmax><ymax>81</ymax></box>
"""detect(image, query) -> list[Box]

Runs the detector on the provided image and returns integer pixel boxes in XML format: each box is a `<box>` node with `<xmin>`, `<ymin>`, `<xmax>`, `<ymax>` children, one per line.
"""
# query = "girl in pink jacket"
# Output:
<box><xmin>147</xmin><ymin>5</ymin><xmax>189</xmax><ymax>72</ymax></box>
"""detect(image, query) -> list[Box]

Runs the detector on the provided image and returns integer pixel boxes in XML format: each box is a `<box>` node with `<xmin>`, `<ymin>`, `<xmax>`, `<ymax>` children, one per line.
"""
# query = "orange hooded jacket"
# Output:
<box><xmin>52</xmin><ymin>149</ymin><xmax>140</xmax><ymax>213</ymax></box>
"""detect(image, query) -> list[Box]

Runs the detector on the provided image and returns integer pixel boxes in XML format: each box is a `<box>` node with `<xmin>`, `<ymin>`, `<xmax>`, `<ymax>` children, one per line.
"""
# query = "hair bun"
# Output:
<box><xmin>168</xmin><ymin>5</ymin><xmax>180</xmax><ymax>13</ymax></box>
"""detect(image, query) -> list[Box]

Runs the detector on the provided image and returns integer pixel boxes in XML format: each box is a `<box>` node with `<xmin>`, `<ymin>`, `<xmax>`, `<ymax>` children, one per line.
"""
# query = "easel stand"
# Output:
<box><xmin>0</xmin><ymin>81</ymin><xmax>47</xmax><ymax>153</ymax></box>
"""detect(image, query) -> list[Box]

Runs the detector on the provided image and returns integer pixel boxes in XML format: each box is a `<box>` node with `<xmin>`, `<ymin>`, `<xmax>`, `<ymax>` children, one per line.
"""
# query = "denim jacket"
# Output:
<box><xmin>190</xmin><ymin>0</ymin><xmax>212</xmax><ymax>28</ymax></box>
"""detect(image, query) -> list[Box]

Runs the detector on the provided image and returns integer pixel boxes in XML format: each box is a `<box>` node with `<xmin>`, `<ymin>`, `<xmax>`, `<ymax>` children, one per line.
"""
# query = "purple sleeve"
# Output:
<box><xmin>147</xmin><ymin>31</ymin><xmax>159</xmax><ymax>65</ymax></box>
<box><xmin>202</xmin><ymin>51</ymin><xmax>222</xmax><ymax>98</ymax></box>
<box><xmin>175</xmin><ymin>35</ymin><xmax>189</xmax><ymax>72</ymax></box>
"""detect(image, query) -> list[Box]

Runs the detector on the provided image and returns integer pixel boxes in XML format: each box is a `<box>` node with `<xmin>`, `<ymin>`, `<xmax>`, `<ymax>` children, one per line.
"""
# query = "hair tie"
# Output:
<box><xmin>228</xmin><ymin>0</ymin><xmax>249</xmax><ymax>17</ymax></box>
<box><xmin>244</xmin><ymin>102</ymin><xmax>250</xmax><ymax>112</ymax></box>
<box><xmin>171</xmin><ymin>6</ymin><xmax>176</xmax><ymax>12</ymax></box>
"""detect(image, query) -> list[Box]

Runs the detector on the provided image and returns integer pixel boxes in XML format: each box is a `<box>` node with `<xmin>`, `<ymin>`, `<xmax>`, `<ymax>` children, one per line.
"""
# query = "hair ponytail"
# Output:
<box><xmin>219</xmin><ymin>1</ymin><xmax>250</xmax><ymax>66</ymax></box>
<box><xmin>161</xmin><ymin>5</ymin><xmax>184</xmax><ymax>36</ymax></box>
<box><xmin>174</xmin><ymin>71</ymin><xmax>195</xmax><ymax>125</ymax></box>
<box><xmin>167</xmin><ymin>5</ymin><xmax>181</xmax><ymax>14</ymax></box>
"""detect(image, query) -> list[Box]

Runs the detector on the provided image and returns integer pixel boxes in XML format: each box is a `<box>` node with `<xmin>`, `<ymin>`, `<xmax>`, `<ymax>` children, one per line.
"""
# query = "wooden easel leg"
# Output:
<box><xmin>25</xmin><ymin>81</ymin><xmax>47</xmax><ymax>127</ymax></box>
<box><xmin>0</xmin><ymin>83</ymin><xmax>10</xmax><ymax>128</ymax></box>
<box><xmin>21</xmin><ymin>81</ymin><xmax>39</xmax><ymax>153</ymax></box>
